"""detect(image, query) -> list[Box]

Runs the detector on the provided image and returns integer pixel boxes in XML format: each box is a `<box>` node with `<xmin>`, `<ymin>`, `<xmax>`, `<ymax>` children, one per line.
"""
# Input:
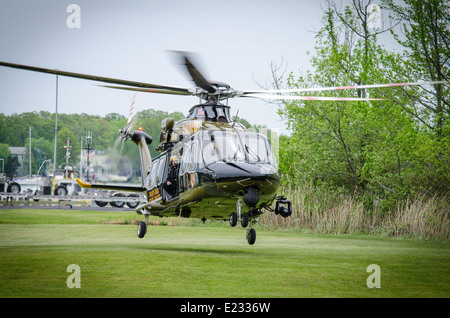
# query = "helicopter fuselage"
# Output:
<box><xmin>76</xmin><ymin>102</ymin><xmax>291</xmax><ymax>244</ymax></box>
<box><xmin>149</xmin><ymin>158</ymin><xmax>280</xmax><ymax>220</ymax></box>
<box><xmin>143</xmin><ymin>112</ymin><xmax>280</xmax><ymax>220</ymax></box>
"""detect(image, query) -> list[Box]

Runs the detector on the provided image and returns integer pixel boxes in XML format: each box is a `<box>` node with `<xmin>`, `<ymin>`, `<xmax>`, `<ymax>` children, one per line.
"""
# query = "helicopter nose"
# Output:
<box><xmin>210</xmin><ymin>162</ymin><xmax>278</xmax><ymax>180</ymax></box>
<box><xmin>204</xmin><ymin>163</ymin><xmax>280</xmax><ymax>200</ymax></box>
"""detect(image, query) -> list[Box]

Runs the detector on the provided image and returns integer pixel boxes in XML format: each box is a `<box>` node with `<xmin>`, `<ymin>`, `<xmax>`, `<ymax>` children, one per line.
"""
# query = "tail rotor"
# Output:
<box><xmin>119</xmin><ymin>93</ymin><xmax>139</xmax><ymax>141</ymax></box>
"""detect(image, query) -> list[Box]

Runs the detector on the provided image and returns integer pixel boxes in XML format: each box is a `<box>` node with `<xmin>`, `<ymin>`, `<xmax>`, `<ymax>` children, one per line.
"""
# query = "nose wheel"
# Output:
<box><xmin>230</xmin><ymin>199</ymin><xmax>258</xmax><ymax>245</ymax></box>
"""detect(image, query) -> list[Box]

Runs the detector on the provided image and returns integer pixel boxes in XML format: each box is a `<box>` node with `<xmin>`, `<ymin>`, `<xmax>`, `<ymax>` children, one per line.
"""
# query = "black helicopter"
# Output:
<box><xmin>1</xmin><ymin>52</ymin><xmax>445</xmax><ymax>244</ymax></box>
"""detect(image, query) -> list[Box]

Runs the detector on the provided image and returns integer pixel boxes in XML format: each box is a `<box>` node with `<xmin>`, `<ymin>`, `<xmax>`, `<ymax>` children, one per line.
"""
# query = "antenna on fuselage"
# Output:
<box><xmin>232</xmin><ymin>109</ymin><xmax>239</xmax><ymax>128</ymax></box>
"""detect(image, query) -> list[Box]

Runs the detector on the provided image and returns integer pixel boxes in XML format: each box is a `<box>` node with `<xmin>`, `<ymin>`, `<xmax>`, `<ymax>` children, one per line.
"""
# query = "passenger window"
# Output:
<box><xmin>157</xmin><ymin>156</ymin><xmax>166</xmax><ymax>185</ymax></box>
<box><xmin>149</xmin><ymin>159</ymin><xmax>160</xmax><ymax>188</ymax></box>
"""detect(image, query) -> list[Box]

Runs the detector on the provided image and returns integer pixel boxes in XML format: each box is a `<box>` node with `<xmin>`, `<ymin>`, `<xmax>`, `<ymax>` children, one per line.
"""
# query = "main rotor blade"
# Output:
<box><xmin>245</xmin><ymin>80</ymin><xmax>450</xmax><ymax>94</ymax></box>
<box><xmin>0</xmin><ymin>61</ymin><xmax>190</xmax><ymax>94</ymax></box>
<box><xmin>242</xmin><ymin>93</ymin><xmax>386</xmax><ymax>101</ymax></box>
<box><xmin>172</xmin><ymin>51</ymin><xmax>217</xmax><ymax>94</ymax></box>
<box><xmin>100</xmin><ymin>85</ymin><xmax>193</xmax><ymax>96</ymax></box>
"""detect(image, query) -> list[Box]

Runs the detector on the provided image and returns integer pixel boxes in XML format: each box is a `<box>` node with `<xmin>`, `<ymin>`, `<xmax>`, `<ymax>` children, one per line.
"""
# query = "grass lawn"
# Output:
<box><xmin>0</xmin><ymin>209</ymin><xmax>449</xmax><ymax>298</ymax></box>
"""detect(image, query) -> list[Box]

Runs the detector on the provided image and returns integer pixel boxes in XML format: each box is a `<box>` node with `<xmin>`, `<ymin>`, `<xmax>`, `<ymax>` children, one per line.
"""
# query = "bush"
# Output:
<box><xmin>261</xmin><ymin>184</ymin><xmax>449</xmax><ymax>240</ymax></box>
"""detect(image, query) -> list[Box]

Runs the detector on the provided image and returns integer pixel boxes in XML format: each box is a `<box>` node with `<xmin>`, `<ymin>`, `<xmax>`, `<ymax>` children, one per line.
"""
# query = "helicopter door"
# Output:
<box><xmin>162</xmin><ymin>152</ymin><xmax>180</xmax><ymax>201</ymax></box>
<box><xmin>147</xmin><ymin>157</ymin><xmax>162</xmax><ymax>202</ymax></box>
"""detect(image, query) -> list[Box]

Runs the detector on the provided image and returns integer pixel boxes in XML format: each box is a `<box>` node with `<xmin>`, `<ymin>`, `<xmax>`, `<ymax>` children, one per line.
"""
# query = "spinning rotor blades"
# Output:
<box><xmin>126</xmin><ymin>93</ymin><xmax>139</xmax><ymax>133</ymax></box>
<box><xmin>0</xmin><ymin>61</ymin><xmax>190</xmax><ymax>94</ymax></box>
<box><xmin>119</xmin><ymin>93</ymin><xmax>139</xmax><ymax>142</ymax></box>
<box><xmin>241</xmin><ymin>93</ymin><xmax>386</xmax><ymax>101</ymax></box>
<box><xmin>175</xmin><ymin>51</ymin><xmax>216</xmax><ymax>94</ymax></box>
<box><xmin>244</xmin><ymin>80</ymin><xmax>450</xmax><ymax>94</ymax></box>
<box><xmin>100</xmin><ymin>85</ymin><xmax>192</xmax><ymax>96</ymax></box>
<box><xmin>1</xmin><ymin>56</ymin><xmax>448</xmax><ymax>104</ymax></box>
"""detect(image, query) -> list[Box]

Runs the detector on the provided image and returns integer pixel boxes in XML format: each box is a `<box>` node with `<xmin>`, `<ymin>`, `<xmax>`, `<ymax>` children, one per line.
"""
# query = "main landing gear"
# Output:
<box><xmin>229</xmin><ymin>199</ymin><xmax>258</xmax><ymax>245</ymax></box>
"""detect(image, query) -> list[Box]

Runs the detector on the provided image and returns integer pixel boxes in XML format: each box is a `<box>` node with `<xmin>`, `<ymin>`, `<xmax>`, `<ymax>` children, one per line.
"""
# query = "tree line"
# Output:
<box><xmin>0</xmin><ymin>109</ymin><xmax>184</xmax><ymax>176</ymax></box>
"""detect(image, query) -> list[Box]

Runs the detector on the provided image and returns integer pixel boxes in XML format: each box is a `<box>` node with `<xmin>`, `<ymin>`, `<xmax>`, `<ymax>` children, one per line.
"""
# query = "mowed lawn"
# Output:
<box><xmin>0</xmin><ymin>209</ymin><xmax>449</xmax><ymax>298</ymax></box>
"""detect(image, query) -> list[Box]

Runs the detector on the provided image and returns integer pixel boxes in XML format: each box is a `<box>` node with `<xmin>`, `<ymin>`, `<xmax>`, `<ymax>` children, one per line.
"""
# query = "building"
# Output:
<box><xmin>9</xmin><ymin>147</ymin><xmax>26</xmax><ymax>176</ymax></box>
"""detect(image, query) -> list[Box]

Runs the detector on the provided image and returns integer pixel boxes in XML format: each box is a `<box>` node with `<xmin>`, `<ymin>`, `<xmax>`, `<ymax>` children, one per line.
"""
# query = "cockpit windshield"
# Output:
<box><xmin>201</xmin><ymin>130</ymin><xmax>275</xmax><ymax>166</ymax></box>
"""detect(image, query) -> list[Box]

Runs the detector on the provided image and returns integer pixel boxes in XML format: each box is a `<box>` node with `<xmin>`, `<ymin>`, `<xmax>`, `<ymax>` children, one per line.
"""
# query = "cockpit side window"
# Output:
<box><xmin>204</xmin><ymin>107</ymin><xmax>216</xmax><ymax>120</ymax></box>
<box><xmin>215</xmin><ymin>107</ymin><xmax>229</xmax><ymax>122</ymax></box>
<box><xmin>196</xmin><ymin>107</ymin><xmax>205</xmax><ymax>118</ymax></box>
<box><xmin>148</xmin><ymin>159</ymin><xmax>160</xmax><ymax>189</ymax></box>
<box><xmin>157</xmin><ymin>155</ymin><xmax>166</xmax><ymax>186</ymax></box>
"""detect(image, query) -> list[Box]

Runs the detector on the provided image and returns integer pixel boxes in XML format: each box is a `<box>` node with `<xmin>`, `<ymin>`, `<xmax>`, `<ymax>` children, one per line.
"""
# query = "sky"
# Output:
<box><xmin>0</xmin><ymin>0</ymin><xmax>389</xmax><ymax>136</ymax></box>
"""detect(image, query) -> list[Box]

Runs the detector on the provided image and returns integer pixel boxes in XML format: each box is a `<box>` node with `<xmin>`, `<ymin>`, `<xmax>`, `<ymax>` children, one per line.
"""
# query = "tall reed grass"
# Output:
<box><xmin>260</xmin><ymin>185</ymin><xmax>450</xmax><ymax>240</ymax></box>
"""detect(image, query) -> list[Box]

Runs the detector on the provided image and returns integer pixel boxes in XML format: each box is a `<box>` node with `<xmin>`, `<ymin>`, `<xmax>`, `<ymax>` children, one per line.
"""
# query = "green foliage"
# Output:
<box><xmin>277</xmin><ymin>0</ymin><xmax>449</xmax><ymax>215</ymax></box>
<box><xmin>0</xmin><ymin>143</ymin><xmax>10</xmax><ymax>163</ymax></box>
<box><xmin>4</xmin><ymin>155</ymin><xmax>19</xmax><ymax>176</ymax></box>
<box><xmin>137</xmin><ymin>109</ymin><xmax>184</xmax><ymax>158</ymax></box>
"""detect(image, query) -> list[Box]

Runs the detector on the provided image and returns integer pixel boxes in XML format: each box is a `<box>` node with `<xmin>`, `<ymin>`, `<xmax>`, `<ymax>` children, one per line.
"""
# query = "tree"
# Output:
<box><xmin>277</xmin><ymin>6</ymin><xmax>397</xmax><ymax>193</ymax></box>
<box><xmin>382</xmin><ymin>0</ymin><xmax>449</xmax><ymax>138</ymax></box>
<box><xmin>23</xmin><ymin>136</ymin><xmax>53</xmax><ymax>176</ymax></box>
<box><xmin>379</xmin><ymin>0</ymin><xmax>450</xmax><ymax>193</ymax></box>
<box><xmin>5</xmin><ymin>155</ymin><xmax>20</xmax><ymax>176</ymax></box>
<box><xmin>273</xmin><ymin>0</ymin><xmax>449</xmax><ymax>206</ymax></box>
<box><xmin>0</xmin><ymin>143</ymin><xmax>10</xmax><ymax>164</ymax></box>
<box><xmin>326</xmin><ymin>0</ymin><xmax>401</xmax><ymax>90</ymax></box>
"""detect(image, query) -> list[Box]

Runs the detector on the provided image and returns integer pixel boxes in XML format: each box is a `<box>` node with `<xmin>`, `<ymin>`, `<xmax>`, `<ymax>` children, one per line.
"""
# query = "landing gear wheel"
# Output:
<box><xmin>137</xmin><ymin>221</ymin><xmax>147</xmax><ymax>238</ymax></box>
<box><xmin>246</xmin><ymin>228</ymin><xmax>256</xmax><ymax>245</ymax></box>
<box><xmin>229</xmin><ymin>212</ymin><xmax>237</xmax><ymax>227</ymax></box>
<box><xmin>111</xmin><ymin>193</ymin><xmax>125</xmax><ymax>208</ymax></box>
<box><xmin>126</xmin><ymin>194</ymin><xmax>139</xmax><ymax>208</ymax></box>
<box><xmin>95</xmin><ymin>200</ymin><xmax>108</xmax><ymax>207</ymax></box>
<box><xmin>54</xmin><ymin>185</ymin><xmax>67</xmax><ymax>196</ymax></box>
<box><xmin>7</xmin><ymin>182</ymin><xmax>21</xmax><ymax>193</ymax></box>
<box><xmin>241</xmin><ymin>213</ymin><xmax>249</xmax><ymax>227</ymax></box>
<box><xmin>33</xmin><ymin>190</ymin><xmax>40</xmax><ymax>202</ymax></box>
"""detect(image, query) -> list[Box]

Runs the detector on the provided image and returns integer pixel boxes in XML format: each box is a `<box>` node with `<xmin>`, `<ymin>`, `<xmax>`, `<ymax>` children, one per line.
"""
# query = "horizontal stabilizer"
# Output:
<box><xmin>76</xmin><ymin>178</ymin><xmax>146</xmax><ymax>192</ymax></box>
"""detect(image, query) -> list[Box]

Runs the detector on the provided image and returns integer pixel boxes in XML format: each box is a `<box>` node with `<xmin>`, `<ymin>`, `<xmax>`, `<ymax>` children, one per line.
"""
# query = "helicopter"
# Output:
<box><xmin>1</xmin><ymin>52</ymin><xmax>447</xmax><ymax>244</ymax></box>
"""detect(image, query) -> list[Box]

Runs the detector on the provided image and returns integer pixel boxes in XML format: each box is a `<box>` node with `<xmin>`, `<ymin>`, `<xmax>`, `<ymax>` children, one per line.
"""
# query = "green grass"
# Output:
<box><xmin>0</xmin><ymin>209</ymin><xmax>449</xmax><ymax>297</ymax></box>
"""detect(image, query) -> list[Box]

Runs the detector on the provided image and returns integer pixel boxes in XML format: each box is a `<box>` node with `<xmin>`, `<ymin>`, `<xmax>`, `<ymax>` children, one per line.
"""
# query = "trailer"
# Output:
<box><xmin>0</xmin><ymin>191</ymin><xmax>144</xmax><ymax>208</ymax></box>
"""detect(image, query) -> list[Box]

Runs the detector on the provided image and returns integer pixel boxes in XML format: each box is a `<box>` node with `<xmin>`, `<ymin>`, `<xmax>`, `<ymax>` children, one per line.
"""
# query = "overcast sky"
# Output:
<box><xmin>0</xmin><ymin>0</ymin><xmax>381</xmax><ymax>135</ymax></box>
